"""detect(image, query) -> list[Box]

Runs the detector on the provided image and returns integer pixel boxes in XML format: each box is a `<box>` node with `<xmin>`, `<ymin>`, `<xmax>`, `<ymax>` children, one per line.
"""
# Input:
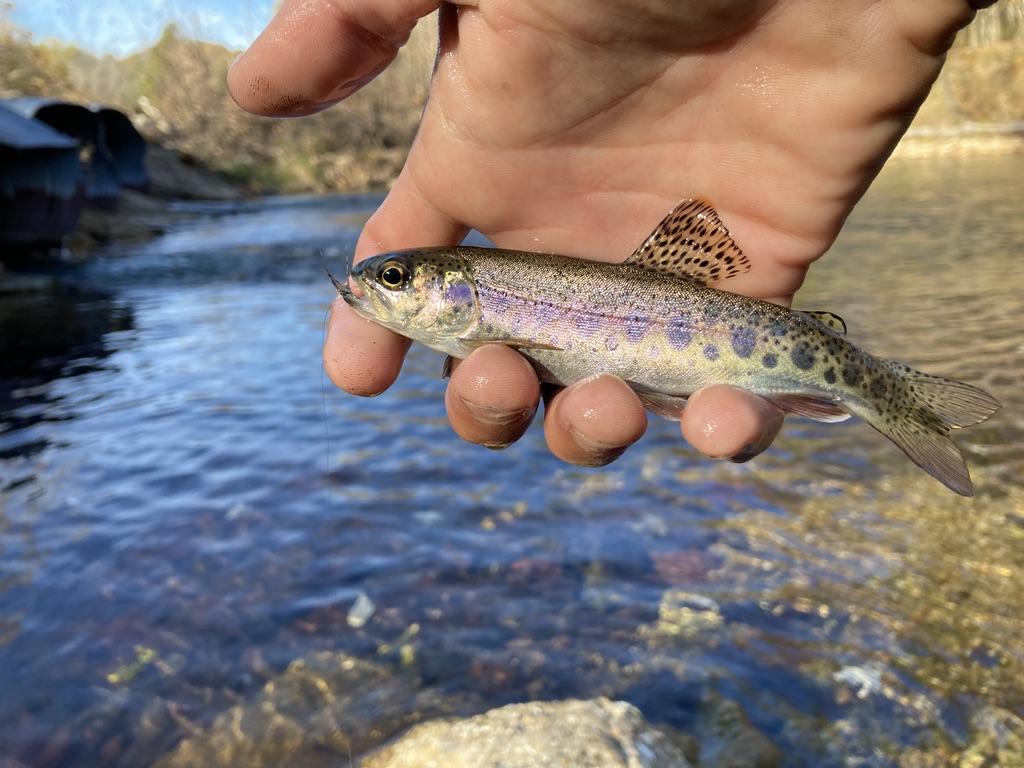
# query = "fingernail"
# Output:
<box><xmin>482</xmin><ymin>441</ymin><xmax>512</xmax><ymax>451</ymax></box>
<box><xmin>458</xmin><ymin>396</ymin><xmax>532</xmax><ymax>427</ymax></box>
<box><xmin>566</xmin><ymin>425</ymin><xmax>627</xmax><ymax>467</ymax></box>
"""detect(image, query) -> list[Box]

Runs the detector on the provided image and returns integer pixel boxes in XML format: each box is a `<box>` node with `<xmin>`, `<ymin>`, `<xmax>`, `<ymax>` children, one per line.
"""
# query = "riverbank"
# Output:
<box><xmin>68</xmin><ymin>145</ymin><xmax>242</xmax><ymax>251</ymax></box>
<box><xmin>0</xmin><ymin>143</ymin><xmax>243</xmax><ymax>293</ymax></box>
<box><xmin>892</xmin><ymin>122</ymin><xmax>1024</xmax><ymax>159</ymax></box>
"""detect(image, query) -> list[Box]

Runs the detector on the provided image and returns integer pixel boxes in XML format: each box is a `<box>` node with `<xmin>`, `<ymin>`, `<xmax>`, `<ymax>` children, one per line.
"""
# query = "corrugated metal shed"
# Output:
<box><xmin>0</xmin><ymin>103</ymin><xmax>78</xmax><ymax>150</ymax></box>
<box><xmin>96</xmin><ymin>107</ymin><xmax>148</xmax><ymax>191</ymax></box>
<box><xmin>0</xmin><ymin>104</ymin><xmax>84</xmax><ymax>244</ymax></box>
<box><xmin>3</xmin><ymin>97</ymin><xmax>149</xmax><ymax>203</ymax></box>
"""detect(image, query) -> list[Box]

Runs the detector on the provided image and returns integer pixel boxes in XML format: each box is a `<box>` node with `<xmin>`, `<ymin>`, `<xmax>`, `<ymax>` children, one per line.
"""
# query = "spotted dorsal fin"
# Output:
<box><xmin>801</xmin><ymin>310</ymin><xmax>847</xmax><ymax>334</ymax></box>
<box><xmin>624</xmin><ymin>199</ymin><xmax>750</xmax><ymax>285</ymax></box>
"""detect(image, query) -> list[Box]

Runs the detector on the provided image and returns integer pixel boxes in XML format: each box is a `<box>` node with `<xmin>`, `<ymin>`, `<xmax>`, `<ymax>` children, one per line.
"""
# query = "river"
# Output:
<box><xmin>1</xmin><ymin>156</ymin><xmax>1022</xmax><ymax>766</ymax></box>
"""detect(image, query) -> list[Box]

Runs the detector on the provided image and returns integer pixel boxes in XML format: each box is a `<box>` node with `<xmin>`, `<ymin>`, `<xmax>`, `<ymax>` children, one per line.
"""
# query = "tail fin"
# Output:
<box><xmin>859</xmin><ymin>367</ymin><xmax>1000</xmax><ymax>497</ymax></box>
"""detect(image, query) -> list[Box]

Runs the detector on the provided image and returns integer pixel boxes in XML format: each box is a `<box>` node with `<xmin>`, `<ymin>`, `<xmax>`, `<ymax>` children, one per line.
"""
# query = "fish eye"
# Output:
<box><xmin>378</xmin><ymin>261</ymin><xmax>409</xmax><ymax>290</ymax></box>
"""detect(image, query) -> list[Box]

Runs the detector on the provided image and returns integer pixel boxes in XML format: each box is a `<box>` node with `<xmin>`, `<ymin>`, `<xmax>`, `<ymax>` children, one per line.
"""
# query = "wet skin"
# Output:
<box><xmin>230</xmin><ymin>0</ymin><xmax>991</xmax><ymax>467</ymax></box>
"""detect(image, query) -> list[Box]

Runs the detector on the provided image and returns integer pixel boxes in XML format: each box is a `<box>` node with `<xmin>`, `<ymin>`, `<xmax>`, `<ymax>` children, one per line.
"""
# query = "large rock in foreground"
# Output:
<box><xmin>361</xmin><ymin>698</ymin><xmax>693</xmax><ymax>768</ymax></box>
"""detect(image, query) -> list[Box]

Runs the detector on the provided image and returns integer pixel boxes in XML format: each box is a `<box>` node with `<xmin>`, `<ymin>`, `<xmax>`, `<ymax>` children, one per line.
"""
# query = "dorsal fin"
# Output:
<box><xmin>624</xmin><ymin>199</ymin><xmax>750</xmax><ymax>285</ymax></box>
<box><xmin>801</xmin><ymin>310</ymin><xmax>847</xmax><ymax>334</ymax></box>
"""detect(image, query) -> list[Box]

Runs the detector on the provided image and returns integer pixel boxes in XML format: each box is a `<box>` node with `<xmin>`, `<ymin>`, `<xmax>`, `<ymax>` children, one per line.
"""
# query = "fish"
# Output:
<box><xmin>332</xmin><ymin>199</ymin><xmax>1000</xmax><ymax>496</ymax></box>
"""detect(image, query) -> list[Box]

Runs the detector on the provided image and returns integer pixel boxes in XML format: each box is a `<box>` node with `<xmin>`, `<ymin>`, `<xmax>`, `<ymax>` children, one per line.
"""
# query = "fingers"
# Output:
<box><xmin>445</xmin><ymin>346</ymin><xmax>540</xmax><ymax>449</ymax></box>
<box><xmin>324</xmin><ymin>172</ymin><xmax>465</xmax><ymax>396</ymax></box>
<box><xmin>444</xmin><ymin>363</ymin><xmax>783</xmax><ymax>467</ymax></box>
<box><xmin>228</xmin><ymin>0</ymin><xmax>439</xmax><ymax>117</ymax></box>
<box><xmin>325</xmin><ymin>297</ymin><xmax>409</xmax><ymax>396</ymax></box>
<box><xmin>544</xmin><ymin>375</ymin><xmax>648</xmax><ymax>467</ymax></box>
<box><xmin>680</xmin><ymin>385</ymin><xmax>784</xmax><ymax>463</ymax></box>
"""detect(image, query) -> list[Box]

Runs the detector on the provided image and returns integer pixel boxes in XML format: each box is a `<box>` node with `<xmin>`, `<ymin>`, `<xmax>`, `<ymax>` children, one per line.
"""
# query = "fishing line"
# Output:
<box><xmin>319</xmin><ymin>250</ymin><xmax>336</xmax><ymax>506</ymax></box>
<box><xmin>322</xmin><ymin>303</ymin><xmax>334</xmax><ymax>505</ymax></box>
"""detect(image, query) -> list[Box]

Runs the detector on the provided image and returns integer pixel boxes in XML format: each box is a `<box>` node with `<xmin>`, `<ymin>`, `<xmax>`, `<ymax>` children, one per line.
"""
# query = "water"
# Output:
<box><xmin>1</xmin><ymin>156</ymin><xmax>1022</xmax><ymax>766</ymax></box>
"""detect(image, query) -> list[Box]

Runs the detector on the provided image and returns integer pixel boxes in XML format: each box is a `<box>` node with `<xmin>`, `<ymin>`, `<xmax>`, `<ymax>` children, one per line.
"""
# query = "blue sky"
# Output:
<box><xmin>8</xmin><ymin>0</ymin><xmax>275</xmax><ymax>56</ymax></box>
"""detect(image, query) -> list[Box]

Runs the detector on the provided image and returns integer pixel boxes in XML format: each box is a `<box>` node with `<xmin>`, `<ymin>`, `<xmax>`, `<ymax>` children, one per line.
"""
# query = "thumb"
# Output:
<box><xmin>324</xmin><ymin>166</ymin><xmax>467</xmax><ymax>395</ymax></box>
<box><xmin>228</xmin><ymin>0</ymin><xmax>441</xmax><ymax>117</ymax></box>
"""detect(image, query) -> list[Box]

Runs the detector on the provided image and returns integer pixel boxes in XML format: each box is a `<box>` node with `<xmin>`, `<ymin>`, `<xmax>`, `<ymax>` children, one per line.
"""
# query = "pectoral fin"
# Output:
<box><xmin>441</xmin><ymin>355</ymin><xmax>455</xmax><ymax>379</ymax></box>
<box><xmin>624</xmin><ymin>199</ymin><xmax>750</xmax><ymax>285</ymax></box>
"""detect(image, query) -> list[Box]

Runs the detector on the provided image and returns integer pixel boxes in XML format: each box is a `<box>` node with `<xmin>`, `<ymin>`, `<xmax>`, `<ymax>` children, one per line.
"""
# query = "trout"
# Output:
<box><xmin>332</xmin><ymin>200</ymin><xmax>999</xmax><ymax>496</ymax></box>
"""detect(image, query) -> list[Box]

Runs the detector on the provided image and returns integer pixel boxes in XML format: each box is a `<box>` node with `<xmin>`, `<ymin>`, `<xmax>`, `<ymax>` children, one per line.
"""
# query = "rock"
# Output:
<box><xmin>959</xmin><ymin>706</ymin><xmax>1024</xmax><ymax>767</ymax></box>
<box><xmin>640</xmin><ymin>589</ymin><xmax>724</xmax><ymax>643</ymax></box>
<box><xmin>694</xmin><ymin>696</ymin><xmax>782</xmax><ymax>768</ymax></box>
<box><xmin>154</xmin><ymin>651</ymin><xmax>474</xmax><ymax>768</ymax></box>
<box><xmin>361</xmin><ymin>698</ymin><xmax>693</xmax><ymax>768</ymax></box>
<box><xmin>347</xmin><ymin>592</ymin><xmax>376</xmax><ymax>628</ymax></box>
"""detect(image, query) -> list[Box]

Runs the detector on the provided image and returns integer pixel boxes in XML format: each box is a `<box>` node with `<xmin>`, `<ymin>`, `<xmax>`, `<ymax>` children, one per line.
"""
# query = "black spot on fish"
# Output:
<box><xmin>704</xmin><ymin>344</ymin><xmax>719</xmax><ymax>361</ymax></box>
<box><xmin>842</xmin><ymin>363</ymin><xmax>861</xmax><ymax>387</ymax></box>
<box><xmin>762</xmin><ymin>353</ymin><xmax>778</xmax><ymax>369</ymax></box>
<box><xmin>824</xmin><ymin>367</ymin><xmax>837</xmax><ymax>384</ymax></box>
<box><xmin>731</xmin><ymin>327</ymin><xmax>757</xmax><ymax>358</ymax></box>
<box><xmin>791</xmin><ymin>342</ymin><xmax>816</xmax><ymax>370</ymax></box>
<box><xmin>769</xmin><ymin>318</ymin><xmax>790</xmax><ymax>338</ymax></box>
<box><xmin>869</xmin><ymin>377</ymin><xmax>887</xmax><ymax>399</ymax></box>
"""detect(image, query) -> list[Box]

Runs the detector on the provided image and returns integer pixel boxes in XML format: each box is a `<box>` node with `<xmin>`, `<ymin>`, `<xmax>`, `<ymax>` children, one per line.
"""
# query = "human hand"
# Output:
<box><xmin>230</xmin><ymin>0</ymin><xmax>986</xmax><ymax>466</ymax></box>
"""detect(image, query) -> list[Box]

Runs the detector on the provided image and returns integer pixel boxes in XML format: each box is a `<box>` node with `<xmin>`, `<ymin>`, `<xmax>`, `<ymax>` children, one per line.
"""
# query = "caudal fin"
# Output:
<box><xmin>862</xmin><ymin>367</ymin><xmax>1000</xmax><ymax>497</ymax></box>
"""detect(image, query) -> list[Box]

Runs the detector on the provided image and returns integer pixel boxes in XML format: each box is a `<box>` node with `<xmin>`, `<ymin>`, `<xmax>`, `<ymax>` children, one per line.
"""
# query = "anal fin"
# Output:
<box><xmin>771</xmin><ymin>394</ymin><xmax>851</xmax><ymax>423</ymax></box>
<box><xmin>633</xmin><ymin>388</ymin><xmax>689</xmax><ymax>421</ymax></box>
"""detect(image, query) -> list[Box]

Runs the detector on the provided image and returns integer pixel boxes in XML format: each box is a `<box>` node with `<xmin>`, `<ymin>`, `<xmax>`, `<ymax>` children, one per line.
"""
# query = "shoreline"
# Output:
<box><xmin>2</xmin><ymin>125</ymin><xmax>1020</xmax><ymax>294</ymax></box>
<box><xmin>892</xmin><ymin>122</ymin><xmax>1024</xmax><ymax>159</ymax></box>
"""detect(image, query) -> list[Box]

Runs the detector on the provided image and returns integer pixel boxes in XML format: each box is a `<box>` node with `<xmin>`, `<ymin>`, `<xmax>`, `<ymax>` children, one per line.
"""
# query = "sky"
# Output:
<box><xmin>7</xmin><ymin>0</ymin><xmax>275</xmax><ymax>56</ymax></box>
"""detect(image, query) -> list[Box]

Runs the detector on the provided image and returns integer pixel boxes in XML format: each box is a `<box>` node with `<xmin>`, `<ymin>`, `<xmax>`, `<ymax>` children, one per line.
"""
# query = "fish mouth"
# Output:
<box><xmin>327</xmin><ymin>251</ymin><xmax>374</xmax><ymax>315</ymax></box>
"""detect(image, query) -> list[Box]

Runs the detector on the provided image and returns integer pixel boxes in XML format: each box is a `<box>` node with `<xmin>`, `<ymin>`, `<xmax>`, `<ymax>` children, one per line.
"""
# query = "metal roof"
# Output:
<box><xmin>2</xmin><ymin>96</ymin><xmax>71</xmax><ymax>118</ymax></box>
<box><xmin>0</xmin><ymin>104</ymin><xmax>79</xmax><ymax>150</ymax></box>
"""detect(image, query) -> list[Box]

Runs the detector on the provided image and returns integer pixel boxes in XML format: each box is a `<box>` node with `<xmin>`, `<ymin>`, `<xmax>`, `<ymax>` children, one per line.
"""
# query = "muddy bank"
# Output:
<box><xmin>67</xmin><ymin>146</ymin><xmax>242</xmax><ymax>253</ymax></box>
<box><xmin>0</xmin><ymin>145</ymin><xmax>244</xmax><ymax>294</ymax></box>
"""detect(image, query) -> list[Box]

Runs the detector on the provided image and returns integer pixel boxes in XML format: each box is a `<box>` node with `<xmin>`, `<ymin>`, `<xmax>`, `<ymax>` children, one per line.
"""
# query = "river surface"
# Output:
<box><xmin>1</xmin><ymin>157</ymin><xmax>1022</xmax><ymax>766</ymax></box>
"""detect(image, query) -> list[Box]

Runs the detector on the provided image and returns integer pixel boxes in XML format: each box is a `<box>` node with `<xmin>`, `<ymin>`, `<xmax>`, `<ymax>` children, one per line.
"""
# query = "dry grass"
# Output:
<box><xmin>2</xmin><ymin>3</ymin><xmax>1022</xmax><ymax>193</ymax></box>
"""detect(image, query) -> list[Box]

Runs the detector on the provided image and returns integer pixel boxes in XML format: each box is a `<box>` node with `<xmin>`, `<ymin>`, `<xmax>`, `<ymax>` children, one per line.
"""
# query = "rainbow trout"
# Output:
<box><xmin>333</xmin><ymin>200</ymin><xmax>999</xmax><ymax>496</ymax></box>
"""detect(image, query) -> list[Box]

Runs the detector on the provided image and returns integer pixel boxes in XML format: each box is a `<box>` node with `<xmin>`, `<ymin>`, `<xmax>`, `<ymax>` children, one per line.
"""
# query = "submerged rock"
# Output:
<box><xmin>347</xmin><ymin>591</ymin><xmax>376</xmax><ymax>628</ymax></box>
<box><xmin>959</xmin><ymin>706</ymin><xmax>1024</xmax><ymax>767</ymax></box>
<box><xmin>154</xmin><ymin>651</ymin><xmax>476</xmax><ymax>768</ymax></box>
<box><xmin>153</xmin><ymin>649</ymin><xmax>780</xmax><ymax>767</ymax></box>
<box><xmin>694</xmin><ymin>696</ymin><xmax>782</xmax><ymax>768</ymax></box>
<box><xmin>640</xmin><ymin>589</ymin><xmax>725</xmax><ymax>643</ymax></box>
<box><xmin>360</xmin><ymin>698</ymin><xmax>694</xmax><ymax>768</ymax></box>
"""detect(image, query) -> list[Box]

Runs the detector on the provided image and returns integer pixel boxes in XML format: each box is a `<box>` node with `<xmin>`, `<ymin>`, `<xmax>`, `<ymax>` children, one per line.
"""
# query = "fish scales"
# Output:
<box><xmin>333</xmin><ymin>199</ymin><xmax>999</xmax><ymax>496</ymax></box>
<box><xmin>470</xmin><ymin>249</ymin><xmax>857</xmax><ymax>401</ymax></box>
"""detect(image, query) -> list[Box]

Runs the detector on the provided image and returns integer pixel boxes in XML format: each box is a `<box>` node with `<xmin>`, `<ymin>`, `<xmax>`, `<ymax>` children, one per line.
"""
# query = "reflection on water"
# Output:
<box><xmin>0</xmin><ymin>159</ymin><xmax>1022</xmax><ymax>766</ymax></box>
